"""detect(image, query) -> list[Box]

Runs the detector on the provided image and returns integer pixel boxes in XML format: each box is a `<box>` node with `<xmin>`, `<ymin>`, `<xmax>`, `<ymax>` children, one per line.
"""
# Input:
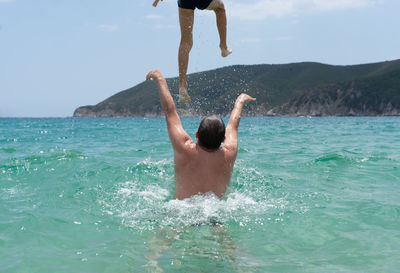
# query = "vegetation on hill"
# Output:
<box><xmin>73</xmin><ymin>59</ymin><xmax>400</xmax><ymax>117</ymax></box>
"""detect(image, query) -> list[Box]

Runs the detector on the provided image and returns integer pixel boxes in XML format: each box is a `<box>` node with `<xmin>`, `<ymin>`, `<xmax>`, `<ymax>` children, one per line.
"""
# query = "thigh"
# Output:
<box><xmin>179</xmin><ymin>8</ymin><xmax>194</xmax><ymax>38</ymax></box>
<box><xmin>206</xmin><ymin>0</ymin><xmax>224</xmax><ymax>10</ymax></box>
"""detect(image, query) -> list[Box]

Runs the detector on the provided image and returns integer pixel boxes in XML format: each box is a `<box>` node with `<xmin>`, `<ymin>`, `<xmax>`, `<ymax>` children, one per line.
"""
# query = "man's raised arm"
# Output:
<box><xmin>146</xmin><ymin>70</ymin><xmax>191</xmax><ymax>152</ymax></box>
<box><xmin>225</xmin><ymin>93</ymin><xmax>256</xmax><ymax>151</ymax></box>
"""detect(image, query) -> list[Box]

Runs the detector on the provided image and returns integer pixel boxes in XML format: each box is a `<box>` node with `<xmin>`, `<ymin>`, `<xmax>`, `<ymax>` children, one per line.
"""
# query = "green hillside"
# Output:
<box><xmin>73</xmin><ymin>59</ymin><xmax>400</xmax><ymax>117</ymax></box>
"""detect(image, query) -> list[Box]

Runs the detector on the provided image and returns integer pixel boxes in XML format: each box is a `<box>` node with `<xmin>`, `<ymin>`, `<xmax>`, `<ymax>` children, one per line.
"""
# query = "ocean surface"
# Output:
<box><xmin>1</xmin><ymin>117</ymin><xmax>399</xmax><ymax>273</ymax></box>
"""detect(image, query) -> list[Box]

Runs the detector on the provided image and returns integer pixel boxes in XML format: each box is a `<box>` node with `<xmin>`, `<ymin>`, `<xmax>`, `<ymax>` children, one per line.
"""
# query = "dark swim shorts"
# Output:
<box><xmin>178</xmin><ymin>0</ymin><xmax>213</xmax><ymax>10</ymax></box>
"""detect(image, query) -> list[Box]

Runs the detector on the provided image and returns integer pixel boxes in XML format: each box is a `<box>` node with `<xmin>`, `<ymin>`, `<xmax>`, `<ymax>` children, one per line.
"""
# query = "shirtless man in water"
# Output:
<box><xmin>146</xmin><ymin>70</ymin><xmax>255</xmax><ymax>200</ymax></box>
<box><xmin>153</xmin><ymin>0</ymin><xmax>232</xmax><ymax>103</ymax></box>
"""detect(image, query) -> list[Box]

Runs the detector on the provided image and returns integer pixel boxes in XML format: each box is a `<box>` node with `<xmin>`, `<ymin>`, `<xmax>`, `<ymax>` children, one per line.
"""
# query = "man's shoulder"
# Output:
<box><xmin>174</xmin><ymin>140</ymin><xmax>196</xmax><ymax>155</ymax></box>
<box><xmin>222</xmin><ymin>143</ymin><xmax>238</xmax><ymax>157</ymax></box>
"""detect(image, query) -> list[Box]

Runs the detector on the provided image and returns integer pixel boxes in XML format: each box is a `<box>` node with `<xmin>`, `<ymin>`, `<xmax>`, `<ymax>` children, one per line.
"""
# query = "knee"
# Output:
<box><xmin>214</xmin><ymin>3</ymin><xmax>225</xmax><ymax>13</ymax></box>
<box><xmin>180</xmin><ymin>39</ymin><xmax>193</xmax><ymax>51</ymax></box>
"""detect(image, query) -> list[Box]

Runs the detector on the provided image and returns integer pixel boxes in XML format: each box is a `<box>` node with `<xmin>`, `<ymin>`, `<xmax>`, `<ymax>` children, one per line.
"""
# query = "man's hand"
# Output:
<box><xmin>153</xmin><ymin>0</ymin><xmax>162</xmax><ymax>7</ymax></box>
<box><xmin>146</xmin><ymin>69</ymin><xmax>164</xmax><ymax>82</ymax></box>
<box><xmin>236</xmin><ymin>93</ymin><xmax>256</xmax><ymax>105</ymax></box>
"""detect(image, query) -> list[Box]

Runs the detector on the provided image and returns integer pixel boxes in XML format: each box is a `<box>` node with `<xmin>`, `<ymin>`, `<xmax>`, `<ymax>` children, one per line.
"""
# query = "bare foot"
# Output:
<box><xmin>179</xmin><ymin>91</ymin><xmax>191</xmax><ymax>104</ymax></box>
<box><xmin>221</xmin><ymin>46</ymin><xmax>232</xmax><ymax>58</ymax></box>
<box><xmin>179</xmin><ymin>82</ymin><xmax>191</xmax><ymax>104</ymax></box>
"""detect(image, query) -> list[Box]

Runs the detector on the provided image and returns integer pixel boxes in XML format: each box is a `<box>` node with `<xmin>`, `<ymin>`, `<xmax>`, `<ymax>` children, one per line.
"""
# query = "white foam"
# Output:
<box><xmin>159</xmin><ymin>191</ymin><xmax>264</xmax><ymax>227</ymax></box>
<box><xmin>98</xmin><ymin>160</ymin><xmax>294</xmax><ymax>230</ymax></box>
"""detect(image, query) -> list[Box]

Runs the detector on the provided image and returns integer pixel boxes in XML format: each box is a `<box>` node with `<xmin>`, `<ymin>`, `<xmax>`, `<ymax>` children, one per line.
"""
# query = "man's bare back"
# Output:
<box><xmin>174</xmin><ymin>141</ymin><xmax>236</xmax><ymax>199</ymax></box>
<box><xmin>146</xmin><ymin>70</ymin><xmax>255</xmax><ymax>200</ymax></box>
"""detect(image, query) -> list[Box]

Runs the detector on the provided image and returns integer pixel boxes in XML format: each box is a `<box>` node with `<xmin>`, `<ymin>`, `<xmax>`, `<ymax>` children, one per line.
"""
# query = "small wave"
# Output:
<box><xmin>313</xmin><ymin>152</ymin><xmax>372</xmax><ymax>166</ymax></box>
<box><xmin>313</xmin><ymin>152</ymin><xmax>399</xmax><ymax>166</ymax></box>
<box><xmin>0</xmin><ymin>148</ymin><xmax>16</xmax><ymax>153</ymax></box>
<box><xmin>19</xmin><ymin>150</ymin><xmax>86</xmax><ymax>164</ymax></box>
<box><xmin>315</xmin><ymin>153</ymin><xmax>350</xmax><ymax>163</ymax></box>
<box><xmin>0</xmin><ymin>150</ymin><xmax>87</xmax><ymax>176</ymax></box>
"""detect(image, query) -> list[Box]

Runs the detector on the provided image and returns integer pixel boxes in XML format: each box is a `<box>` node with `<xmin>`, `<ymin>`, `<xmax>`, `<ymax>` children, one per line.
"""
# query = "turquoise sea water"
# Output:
<box><xmin>1</xmin><ymin>117</ymin><xmax>399</xmax><ymax>273</ymax></box>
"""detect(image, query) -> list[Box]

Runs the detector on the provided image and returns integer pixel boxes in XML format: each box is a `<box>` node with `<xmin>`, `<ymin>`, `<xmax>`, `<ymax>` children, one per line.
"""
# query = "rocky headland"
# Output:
<box><xmin>74</xmin><ymin>60</ymin><xmax>400</xmax><ymax>117</ymax></box>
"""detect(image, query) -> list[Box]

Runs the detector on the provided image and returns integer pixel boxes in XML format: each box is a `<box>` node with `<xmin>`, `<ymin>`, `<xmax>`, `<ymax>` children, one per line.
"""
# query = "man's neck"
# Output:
<box><xmin>196</xmin><ymin>142</ymin><xmax>220</xmax><ymax>153</ymax></box>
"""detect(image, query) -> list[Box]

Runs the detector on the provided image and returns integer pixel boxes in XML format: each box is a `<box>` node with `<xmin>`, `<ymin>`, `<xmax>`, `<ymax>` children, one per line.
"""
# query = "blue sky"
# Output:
<box><xmin>1</xmin><ymin>0</ymin><xmax>399</xmax><ymax>117</ymax></box>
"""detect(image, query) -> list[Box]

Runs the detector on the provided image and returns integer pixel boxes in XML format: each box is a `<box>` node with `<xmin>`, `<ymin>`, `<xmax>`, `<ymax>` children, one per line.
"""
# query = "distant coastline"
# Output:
<box><xmin>73</xmin><ymin>60</ymin><xmax>400</xmax><ymax>117</ymax></box>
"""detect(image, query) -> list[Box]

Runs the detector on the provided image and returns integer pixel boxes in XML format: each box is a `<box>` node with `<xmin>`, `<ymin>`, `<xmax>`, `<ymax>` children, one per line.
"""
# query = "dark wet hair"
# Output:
<box><xmin>197</xmin><ymin>115</ymin><xmax>225</xmax><ymax>150</ymax></box>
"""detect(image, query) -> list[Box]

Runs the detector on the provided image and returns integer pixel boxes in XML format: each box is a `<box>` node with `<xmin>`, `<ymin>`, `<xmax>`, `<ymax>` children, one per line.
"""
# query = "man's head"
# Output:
<box><xmin>196</xmin><ymin>115</ymin><xmax>226</xmax><ymax>150</ymax></box>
